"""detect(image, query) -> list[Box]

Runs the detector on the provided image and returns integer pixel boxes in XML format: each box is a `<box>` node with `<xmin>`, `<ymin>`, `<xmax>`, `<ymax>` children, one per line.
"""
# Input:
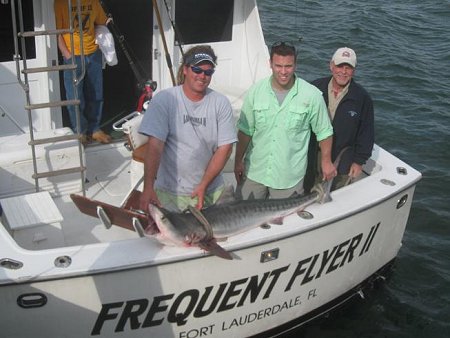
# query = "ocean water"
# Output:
<box><xmin>257</xmin><ymin>0</ymin><xmax>450</xmax><ymax>337</ymax></box>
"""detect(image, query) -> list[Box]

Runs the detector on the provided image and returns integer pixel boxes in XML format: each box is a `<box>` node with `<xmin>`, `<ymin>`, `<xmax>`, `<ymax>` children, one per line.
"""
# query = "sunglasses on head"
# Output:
<box><xmin>190</xmin><ymin>65</ymin><xmax>215</xmax><ymax>76</ymax></box>
<box><xmin>271</xmin><ymin>41</ymin><xmax>296</xmax><ymax>52</ymax></box>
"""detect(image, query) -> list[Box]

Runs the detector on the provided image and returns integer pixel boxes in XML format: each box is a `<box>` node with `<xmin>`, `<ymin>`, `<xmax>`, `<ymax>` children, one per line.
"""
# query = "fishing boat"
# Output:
<box><xmin>0</xmin><ymin>1</ymin><xmax>421</xmax><ymax>337</ymax></box>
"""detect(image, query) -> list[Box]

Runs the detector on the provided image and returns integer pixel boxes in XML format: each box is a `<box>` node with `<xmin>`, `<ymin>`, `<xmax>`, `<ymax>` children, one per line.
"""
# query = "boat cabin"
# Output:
<box><xmin>0</xmin><ymin>0</ymin><xmax>269</xmax><ymax>137</ymax></box>
<box><xmin>0</xmin><ymin>0</ymin><xmax>270</xmax><ymax>198</ymax></box>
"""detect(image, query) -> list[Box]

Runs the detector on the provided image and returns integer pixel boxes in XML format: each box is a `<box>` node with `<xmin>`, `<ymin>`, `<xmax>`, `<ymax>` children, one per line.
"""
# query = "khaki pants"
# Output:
<box><xmin>156</xmin><ymin>186</ymin><xmax>224</xmax><ymax>212</ymax></box>
<box><xmin>235</xmin><ymin>177</ymin><xmax>304</xmax><ymax>200</ymax></box>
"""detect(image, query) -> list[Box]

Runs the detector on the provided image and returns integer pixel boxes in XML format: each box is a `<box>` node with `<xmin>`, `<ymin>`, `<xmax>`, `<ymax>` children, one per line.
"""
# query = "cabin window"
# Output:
<box><xmin>0</xmin><ymin>1</ymin><xmax>36</xmax><ymax>62</ymax></box>
<box><xmin>175</xmin><ymin>0</ymin><xmax>233</xmax><ymax>44</ymax></box>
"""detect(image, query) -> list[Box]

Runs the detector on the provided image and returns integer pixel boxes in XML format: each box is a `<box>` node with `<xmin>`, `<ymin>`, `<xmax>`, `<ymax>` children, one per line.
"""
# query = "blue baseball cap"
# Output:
<box><xmin>185</xmin><ymin>52</ymin><xmax>216</xmax><ymax>66</ymax></box>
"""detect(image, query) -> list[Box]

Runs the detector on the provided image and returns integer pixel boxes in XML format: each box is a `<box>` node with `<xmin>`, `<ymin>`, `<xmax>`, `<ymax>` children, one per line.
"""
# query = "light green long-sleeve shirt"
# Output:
<box><xmin>237</xmin><ymin>76</ymin><xmax>333</xmax><ymax>189</ymax></box>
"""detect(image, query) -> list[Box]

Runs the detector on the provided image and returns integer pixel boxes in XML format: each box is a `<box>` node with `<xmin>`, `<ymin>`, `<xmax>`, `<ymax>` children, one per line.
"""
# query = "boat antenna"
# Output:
<box><xmin>162</xmin><ymin>0</ymin><xmax>185</xmax><ymax>58</ymax></box>
<box><xmin>152</xmin><ymin>0</ymin><xmax>176</xmax><ymax>86</ymax></box>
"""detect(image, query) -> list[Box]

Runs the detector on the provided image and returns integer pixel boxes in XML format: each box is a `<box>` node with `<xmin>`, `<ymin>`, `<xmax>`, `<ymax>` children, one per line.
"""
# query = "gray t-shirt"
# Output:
<box><xmin>139</xmin><ymin>86</ymin><xmax>237</xmax><ymax>195</ymax></box>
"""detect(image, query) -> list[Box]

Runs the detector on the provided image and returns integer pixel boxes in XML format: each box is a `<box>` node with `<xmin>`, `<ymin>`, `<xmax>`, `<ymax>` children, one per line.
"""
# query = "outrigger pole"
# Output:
<box><xmin>152</xmin><ymin>0</ymin><xmax>176</xmax><ymax>86</ymax></box>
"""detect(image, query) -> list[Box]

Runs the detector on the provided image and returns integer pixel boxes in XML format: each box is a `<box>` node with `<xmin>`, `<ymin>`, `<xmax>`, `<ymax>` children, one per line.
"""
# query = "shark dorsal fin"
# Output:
<box><xmin>188</xmin><ymin>205</ymin><xmax>214</xmax><ymax>239</ymax></box>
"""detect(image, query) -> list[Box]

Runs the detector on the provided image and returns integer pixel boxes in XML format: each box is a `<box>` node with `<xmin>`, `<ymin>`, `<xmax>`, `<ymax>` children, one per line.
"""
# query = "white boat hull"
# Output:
<box><xmin>1</xmin><ymin>182</ymin><xmax>417</xmax><ymax>337</ymax></box>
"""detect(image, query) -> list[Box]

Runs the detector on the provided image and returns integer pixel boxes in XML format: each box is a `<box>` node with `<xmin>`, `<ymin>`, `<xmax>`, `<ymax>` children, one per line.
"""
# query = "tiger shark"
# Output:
<box><xmin>144</xmin><ymin>182</ymin><xmax>329</xmax><ymax>259</ymax></box>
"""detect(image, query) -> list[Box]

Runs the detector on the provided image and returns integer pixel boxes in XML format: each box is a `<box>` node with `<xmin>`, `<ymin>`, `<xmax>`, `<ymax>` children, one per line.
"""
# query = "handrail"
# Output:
<box><xmin>11</xmin><ymin>0</ymin><xmax>39</xmax><ymax>189</ymax></box>
<box><xmin>74</xmin><ymin>0</ymin><xmax>87</xmax><ymax>85</ymax></box>
<box><xmin>112</xmin><ymin>111</ymin><xmax>142</xmax><ymax>132</ymax></box>
<box><xmin>66</xmin><ymin>0</ymin><xmax>84</xmax><ymax>139</ymax></box>
<box><xmin>10</xmin><ymin>0</ymin><xmax>27</xmax><ymax>92</ymax></box>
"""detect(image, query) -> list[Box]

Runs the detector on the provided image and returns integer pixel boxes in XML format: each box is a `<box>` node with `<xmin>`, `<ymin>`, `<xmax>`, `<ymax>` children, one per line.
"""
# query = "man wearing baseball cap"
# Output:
<box><xmin>139</xmin><ymin>45</ymin><xmax>236</xmax><ymax>212</ymax></box>
<box><xmin>311</xmin><ymin>47</ymin><xmax>374</xmax><ymax>190</ymax></box>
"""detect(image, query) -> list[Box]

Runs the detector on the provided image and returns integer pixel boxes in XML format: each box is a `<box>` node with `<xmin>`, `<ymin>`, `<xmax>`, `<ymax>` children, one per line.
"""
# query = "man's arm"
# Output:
<box><xmin>234</xmin><ymin>131</ymin><xmax>252</xmax><ymax>184</ymax></box>
<box><xmin>139</xmin><ymin>136</ymin><xmax>164</xmax><ymax>211</ymax></box>
<box><xmin>318</xmin><ymin>136</ymin><xmax>336</xmax><ymax>181</ymax></box>
<box><xmin>192</xmin><ymin>143</ymin><xmax>233</xmax><ymax>209</ymax></box>
<box><xmin>57</xmin><ymin>35</ymin><xmax>71</xmax><ymax>60</ymax></box>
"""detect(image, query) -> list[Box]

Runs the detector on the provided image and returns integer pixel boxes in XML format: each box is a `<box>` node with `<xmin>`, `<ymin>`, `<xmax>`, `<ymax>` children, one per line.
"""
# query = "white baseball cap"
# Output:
<box><xmin>332</xmin><ymin>47</ymin><xmax>357</xmax><ymax>68</ymax></box>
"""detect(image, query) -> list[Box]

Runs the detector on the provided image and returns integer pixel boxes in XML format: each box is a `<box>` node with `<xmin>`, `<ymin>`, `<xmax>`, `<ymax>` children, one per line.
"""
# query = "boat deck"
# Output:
<box><xmin>0</xmin><ymin>136</ymin><xmax>379</xmax><ymax>253</ymax></box>
<box><xmin>0</xmin><ymin>135</ymin><xmax>421</xmax><ymax>284</ymax></box>
<box><xmin>56</xmin><ymin>142</ymin><xmax>140</xmax><ymax>247</ymax></box>
<box><xmin>0</xmin><ymin>139</ymin><xmax>243</xmax><ymax>251</ymax></box>
<box><xmin>0</xmin><ymin>134</ymin><xmax>416</xmax><ymax>251</ymax></box>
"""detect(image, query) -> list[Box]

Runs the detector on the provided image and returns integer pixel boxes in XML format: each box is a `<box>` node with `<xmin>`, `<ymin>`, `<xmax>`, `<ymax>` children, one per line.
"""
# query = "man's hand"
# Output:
<box><xmin>321</xmin><ymin>160</ymin><xmax>337</xmax><ymax>181</ymax></box>
<box><xmin>234</xmin><ymin>161</ymin><xmax>245</xmax><ymax>184</ymax></box>
<box><xmin>139</xmin><ymin>187</ymin><xmax>161</xmax><ymax>212</ymax></box>
<box><xmin>348</xmin><ymin>163</ymin><xmax>363</xmax><ymax>178</ymax></box>
<box><xmin>191</xmin><ymin>184</ymin><xmax>207</xmax><ymax>210</ymax></box>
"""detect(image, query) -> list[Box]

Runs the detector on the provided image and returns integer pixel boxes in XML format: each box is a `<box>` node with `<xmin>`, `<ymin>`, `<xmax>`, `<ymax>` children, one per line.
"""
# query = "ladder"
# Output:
<box><xmin>11</xmin><ymin>0</ymin><xmax>86</xmax><ymax>195</ymax></box>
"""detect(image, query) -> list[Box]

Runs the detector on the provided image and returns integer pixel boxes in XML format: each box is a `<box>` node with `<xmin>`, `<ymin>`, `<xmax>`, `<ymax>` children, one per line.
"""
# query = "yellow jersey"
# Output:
<box><xmin>54</xmin><ymin>0</ymin><xmax>108</xmax><ymax>55</ymax></box>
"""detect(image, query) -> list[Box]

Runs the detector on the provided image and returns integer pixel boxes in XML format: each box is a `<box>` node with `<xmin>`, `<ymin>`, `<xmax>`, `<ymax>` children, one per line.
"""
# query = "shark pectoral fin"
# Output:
<box><xmin>198</xmin><ymin>240</ymin><xmax>233</xmax><ymax>260</ymax></box>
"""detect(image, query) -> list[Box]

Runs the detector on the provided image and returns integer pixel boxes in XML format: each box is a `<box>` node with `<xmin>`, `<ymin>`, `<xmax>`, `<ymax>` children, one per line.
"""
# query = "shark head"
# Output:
<box><xmin>147</xmin><ymin>204</ymin><xmax>188</xmax><ymax>246</ymax></box>
<box><xmin>147</xmin><ymin>204</ymin><xmax>233</xmax><ymax>259</ymax></box>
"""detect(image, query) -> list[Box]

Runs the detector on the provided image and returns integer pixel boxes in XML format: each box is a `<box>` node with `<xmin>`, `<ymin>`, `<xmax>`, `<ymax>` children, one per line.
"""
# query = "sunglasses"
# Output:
<box><xmin>190</xmin><ymin>66</ymin><xmax>215</xmax><ymax>76</ymax></box>
<box><xmin>271</xmin><ymin>41</ymin><xmax>296</xmax><ymax>52</ymax></box>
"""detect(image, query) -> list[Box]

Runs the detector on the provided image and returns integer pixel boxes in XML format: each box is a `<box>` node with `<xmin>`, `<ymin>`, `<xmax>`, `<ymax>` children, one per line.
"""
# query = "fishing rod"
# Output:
<box><xmin>152</xmin><ymin>0</ymin><xmax>176</xmax><ymax>86</ymax></box>
<box><xmin>162</xmin><ymin>0</ymin><xmax>185</xmax><ymax>58</ymax></box>
<box><xmin>99</xmin><ymin>1</ymin><xmax>153</xmax><ymax>91</ymax></box>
